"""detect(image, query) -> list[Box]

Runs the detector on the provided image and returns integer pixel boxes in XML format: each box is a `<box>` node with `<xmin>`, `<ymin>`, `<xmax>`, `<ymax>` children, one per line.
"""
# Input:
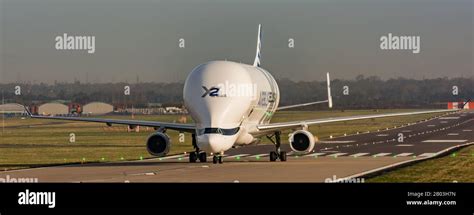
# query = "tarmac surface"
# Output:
<box><xmin>1</xmin><ymin>110</ymin><xmax>472</xmax><ymax>182</ymax></box>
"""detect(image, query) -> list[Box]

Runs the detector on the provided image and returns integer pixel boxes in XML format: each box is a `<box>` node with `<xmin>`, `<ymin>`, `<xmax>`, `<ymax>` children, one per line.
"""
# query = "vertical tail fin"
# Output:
<box><xmin>327</xmin><ymin>72</ymin><xmax>333</xmax><ymax>108</ymax></box>
<box><xmin>253</xmin><ymin>24</ymin><xmax>263</xmax><ymax>67</ymax></box>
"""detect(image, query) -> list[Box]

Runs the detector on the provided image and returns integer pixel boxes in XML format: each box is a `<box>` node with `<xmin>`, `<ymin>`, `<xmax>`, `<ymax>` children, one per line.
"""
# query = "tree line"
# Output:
<box><xmin>0</xmin><ymin>76</ymin><xmax>472</xmax><ymax>109</ymax></box>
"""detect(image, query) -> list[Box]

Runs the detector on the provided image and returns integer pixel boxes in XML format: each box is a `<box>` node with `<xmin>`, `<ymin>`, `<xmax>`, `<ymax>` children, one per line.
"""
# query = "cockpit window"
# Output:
<box><xmin>197</xmin><ymin>127</ymin><xmax>240</xmax><ymax>136</ymax></box>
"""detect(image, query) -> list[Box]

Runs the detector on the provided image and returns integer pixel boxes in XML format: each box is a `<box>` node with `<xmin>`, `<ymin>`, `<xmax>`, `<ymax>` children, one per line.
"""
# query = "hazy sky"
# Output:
<box><xmin>0</xmin><ymin>0</ymin><xmax>472</xmax><ymax>83</ymax></box>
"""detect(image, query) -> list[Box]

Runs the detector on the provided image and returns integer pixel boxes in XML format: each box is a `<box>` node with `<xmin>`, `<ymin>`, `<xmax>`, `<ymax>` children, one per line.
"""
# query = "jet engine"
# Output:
<box><xmin>289</xmin><ymin>130</ymin><xmax>316</xmax><ymax>153</ymax></box>
<box><xmin>146</xmin><ymin>132</ymin><xmax>171</xmax><ymax>157</ymax></box>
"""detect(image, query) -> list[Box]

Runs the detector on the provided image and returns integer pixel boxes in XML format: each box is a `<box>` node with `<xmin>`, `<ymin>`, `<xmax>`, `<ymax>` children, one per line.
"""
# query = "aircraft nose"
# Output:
<box><xmin>197</xmin><ymin>134</ymin><xmax>235</xmax><ymax>153</ymax></box>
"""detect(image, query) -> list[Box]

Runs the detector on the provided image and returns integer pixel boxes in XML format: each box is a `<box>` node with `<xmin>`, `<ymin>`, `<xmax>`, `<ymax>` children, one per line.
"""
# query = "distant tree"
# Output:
<box><xmin>1</xmin><ymin>76</ymin><xmax>472</xmax><ymax>109</ymax></box>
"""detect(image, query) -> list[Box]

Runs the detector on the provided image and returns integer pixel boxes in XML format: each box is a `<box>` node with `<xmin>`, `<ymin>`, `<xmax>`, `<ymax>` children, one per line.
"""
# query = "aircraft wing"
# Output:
<box><xmin>256</xmin><ymin>109</ymin><xmax>456</xmax><ymax>133</ymax></box>
<box><xmin>24</xmin><ymin>106</ymin><xmax>195</xmax><ymax>133</ymax></box>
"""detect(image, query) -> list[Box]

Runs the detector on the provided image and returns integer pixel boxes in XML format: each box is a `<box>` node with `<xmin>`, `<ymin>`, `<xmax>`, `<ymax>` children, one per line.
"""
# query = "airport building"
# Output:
<box><xmin>0</xmin><ymin>103</ymin><xmax>27</xmax><ymax>115</ymax></box>
<box><xmin>447</xmin><ymin>101</ymin><xmax>473</xmax><ymax>109</ymax></box>
<box><xmin>82</xmin><ymin>102</ymin><xmax>114</xmax><ymax>115</ymax></box>
<box><xmin>38</xmin><ymin>103</ymin><xmax>69</xmax><ymax>116</ymax></box>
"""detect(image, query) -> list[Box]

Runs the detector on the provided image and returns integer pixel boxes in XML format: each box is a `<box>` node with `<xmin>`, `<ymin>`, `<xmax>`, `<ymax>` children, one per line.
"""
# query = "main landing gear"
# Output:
<box><xmin>267</xmin><ymin>131</ymin><xmax>287</xmax><ymax>162</ymax></box>
<box><xmin>189</xmin><ymin>134</ymin><xmax>207</xmax><ymax>163</ymax></box>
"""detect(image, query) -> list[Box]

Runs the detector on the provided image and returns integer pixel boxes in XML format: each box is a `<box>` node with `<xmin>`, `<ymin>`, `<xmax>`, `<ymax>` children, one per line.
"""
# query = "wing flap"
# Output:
<box><xmin>26</xmin><ymin>110</ymin><xmax>195</xmax><ymax>133</ymax></box>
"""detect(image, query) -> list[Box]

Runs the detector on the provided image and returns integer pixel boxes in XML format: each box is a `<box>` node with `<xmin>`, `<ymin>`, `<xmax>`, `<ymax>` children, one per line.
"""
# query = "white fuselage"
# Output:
<box><xmin>183</xmin><ymin>61</ymin><xmax>279</xmax><ymax>153</ymax></box>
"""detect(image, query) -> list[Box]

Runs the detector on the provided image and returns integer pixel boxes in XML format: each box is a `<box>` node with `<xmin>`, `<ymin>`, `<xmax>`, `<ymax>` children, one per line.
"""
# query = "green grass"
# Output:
<box><xmin>0</xmin><ymin>109</ymin><xmax>443</xmax><ymax>170</ymax></box>
<box><xmin>368</xmin><ymin>146</ymin><xmax>474</xmax><ymax>182</ymax></box>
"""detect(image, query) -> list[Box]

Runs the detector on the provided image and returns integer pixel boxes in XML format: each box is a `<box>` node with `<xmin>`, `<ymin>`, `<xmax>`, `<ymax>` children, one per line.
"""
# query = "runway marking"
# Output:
<box><xmin>440</xmin><ymin>121</ymin><xmax>448</xmax><ymax>124</ymax></box>
<box><xmin>289</xmin><ymin>153</ymin><xmax>307</xmax><ymax>157</ymax></box>
<box><xmin>422</xmin><ymin>140</ymin><xmax>467</xmax><ymax>143</ymax></box>
<box><xmin>158</xmin><ymin>154</ymin><xmax>187</xmax><ymax>160</ymax></box>
<box><xmin>462</xmin><ymin>129</ymin><xmax>472</xmax><ymax>132</ymax></box>
<box><xmin>447</xmin><ymin>133</ymin><xmax>459</xmax><ymax>136</ymax></box>
<box><xmin>207</xmin><ymin>154</ymin><xmax>229</xmax><ymax>159</ymax></box>
<box><xmin>303</xmin><ymin>153</ymin><xmax>326</xmax><ymax>157</ymax></box>
<box><xmin>427</xmin><ymin>125</ymin><xmax>436</xmax><ymax>127</ymax></box>
<box><xmin>372</xmin><ymin>153</ymin><xmax>391</xmax><ymax>157</ymax></box>
<box><xmin>394</xmin><ymin>153</ymin><xmax>413</xmax><ymax>157</ymax></box>
<box><xmin>418</xmin><ymin>153</ymin><xmax>436</xmax><ymax>157</ymax></box>
<box><xmin>320</xmin><ymin>150</ymin><xmax>339</xmax><ymax>153</ymax></box>
<box><xmin>350</xmin><ymin>153</ymin><xmax>369</xmax><ymax>157</ymax></box>
<box><xmin>326</xmin><ymin>153</ymin><xmax>347</xmax><ymax>157</ymax></box>
<box><xmin>226</xmin><ymin>154</ymin><xmax>250</xmax><ymax>159</ymax></box>
<box><xmin>318</xmin><ymin>140</ymin><xmax>354</xmax><ymax>144</ymax></box>
<box><xmin>249</xmin><ymin>153</ymin><xmax>268</xmax><ymax>158</ymax></box>
<box><xmin>439</xmin><ymin>117</ymin><xmax>459</xmax><ymax>120</ymax></box>
<box><xmin>128</xmin><ymin>172</ymin><xmax>157</xmax><ymax>176</ymax></box>
<box><xmin>376</xmin><ymin>134</ymin><xmax>389</xmax><ymax>137</ymax></box>
<box><xmin>396</xmin><ymin>144</ymin><xmax>413</xmax><ymax>147</ymax></box>
<box><xmin>401</xmin><ymin>130</ymin><xmax>412</xmax><ymax>132</ymax></box>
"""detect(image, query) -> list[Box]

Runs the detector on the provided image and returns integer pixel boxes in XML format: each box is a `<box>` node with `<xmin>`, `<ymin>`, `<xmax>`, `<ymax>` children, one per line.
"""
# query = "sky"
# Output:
<box><xmin>0</xmin><ymin>0</ymin><xmax>472</xmax><ymax>83</ymax></box>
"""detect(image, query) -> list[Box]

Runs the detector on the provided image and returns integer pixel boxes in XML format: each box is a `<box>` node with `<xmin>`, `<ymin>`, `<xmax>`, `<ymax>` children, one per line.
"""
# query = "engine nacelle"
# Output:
<box><xmin>289</xmin><ymin>130</ymin><xmax>316</xmax><ymax>153</ymax></box>
<box><xmin>146</xmin><ymin>132</ymin><xmax>171</xmax><ymax>157</ymax></box>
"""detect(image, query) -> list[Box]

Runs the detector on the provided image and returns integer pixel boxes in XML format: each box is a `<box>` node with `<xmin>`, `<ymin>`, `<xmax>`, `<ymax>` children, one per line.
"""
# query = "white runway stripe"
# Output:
<box><xmin>418</xmin><ymin>153</ymin><xmax>436</xmax><ymax>157</ymax></box>
<box><xmin>376</xmin><ymin>134</ymin><xmax>389</xmax><ymax>137</ymax></box>
<box><xmin>207</xmin><ymin>154</ymin><xmax>228</xmax><ymax>159</ymax></box>
<box><xmin>372</xmin><ymin>153</ymin><xmax>391</xmax><ymax>157</ymax></box>
<box><xmin>394</xmin><ymin>153</ymin><xmax>413</xmax><ymax>157</ymax></box>
<box><xmin>289</xmin><ymin>153</ymin><xmax>306</xmax><ymax>157</ymax></box>
<box><xmin>396</xmin><ymin>144</ymin><xmax>413</xmax><ymax>147</ymax></box>
<box><xmin>249</xmin><ymin>153</ymin><xmax>268</xmax><ymax>158</ymax></box>
<box><xmin>226</xmin><ymin>154</ymin><xmax>250</xmax><ymax>159</ymax></box>
<box><xmin>159</xmin><ymin>154</ymin><xmax>186</xmax><ymax>160</ymax></box>
<box><xmin>462</xmin><ymin>129</ymin><xmax>472</xmax><ymax>132</ymax></box>
<box><xmin>447</xmin><ymin>133</ymin><xmax>459</xmax><ymax>136</ymax></box>
<box><xmin>350</xmin><ymin>153</ymin><xmax>369</xmax><ymax>157</ymax></box>
<box><xmin>326</xmin><ymin>153</ymin><xmax>347</xmax><ymax>157</ymax></box>
<box><xmin>318</xmin><ymin>140</ymin><xmax>355</xmax><ymax>144</ymax></box>
<box><xmin>304</xmin><ymin>153</ymin><xmax>326</xmax><ymax>157</ymax></box>
<box><xmin>422</xmin><ymin>140</ymin><xmax>467</xmax><ymax>143</ymax></box>
<box><xmin>320</xmin><ymin>150</ymin><xmax>339</xmax><ymax>153</ymax></box>
<box><xmin>439</xmin><ymin>117</ymin><xmax>459</xmax><ymax>120</ymax></box>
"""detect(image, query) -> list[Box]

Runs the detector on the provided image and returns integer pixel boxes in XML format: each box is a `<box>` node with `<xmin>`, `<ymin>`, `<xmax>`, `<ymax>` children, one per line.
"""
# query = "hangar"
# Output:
<box><xmin>0</xmin><ymin>103</ymin><xmax>26</xmax><ymax>115</ymax></box>
<box><xmin>82</xmin><ymin>102</ymin><xmax>114</xmax><ymax>115</ymax></box>
<box><xmin>38</xmin><ymin>103</ymin><xmax>69</xmax><ymax>116</ymax></box>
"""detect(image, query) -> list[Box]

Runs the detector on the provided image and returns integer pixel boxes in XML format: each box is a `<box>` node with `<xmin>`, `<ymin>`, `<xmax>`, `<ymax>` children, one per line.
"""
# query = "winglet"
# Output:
<box><xmin>460</xmin><ymin>99</ymin><xmax>471</xmax><ymax>109</ymax></box>
<box><xmin>22</xmin><ymin>105</ymin><xmax>32</xmax><ymax>116</ymax></box>
<box><xmin>253</xmin><ymin>24</ymin><xmax>263</xmax><ymax>67</ymax></box>
<box><xmin>327</xmin><ymin>72</ymin><xmax>333</xmax><ymax>108</ymax></box>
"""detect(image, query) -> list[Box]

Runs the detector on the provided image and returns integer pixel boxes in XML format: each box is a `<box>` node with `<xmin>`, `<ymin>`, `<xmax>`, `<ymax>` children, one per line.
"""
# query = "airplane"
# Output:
<box><xmin>24</xmin><ymin>24</ymin><xmax>455</xmax><ymax>164</ymax></box>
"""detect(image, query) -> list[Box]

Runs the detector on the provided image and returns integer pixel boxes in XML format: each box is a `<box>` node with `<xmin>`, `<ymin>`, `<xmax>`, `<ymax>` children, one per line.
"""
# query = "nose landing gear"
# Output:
<box><xmin>189</xmin><ymin>134</ymin><xmax>207</xmax><ymax>163</ymax></box>
<box><xmin>212</xmin><ymin>155</ymin><xmax>223</xmax><ymax>164</ymax></box>
<box><xmin>267</xmin><ymin>131</ymin><xmax>287</xmax><ymax>162</ymax></box>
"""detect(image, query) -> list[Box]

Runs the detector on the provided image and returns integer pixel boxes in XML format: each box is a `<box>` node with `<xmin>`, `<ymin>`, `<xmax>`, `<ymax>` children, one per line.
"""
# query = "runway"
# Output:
<box><xmin>1</xmin><ymin>110</ymin><xmax>473</xmax><ymax>182</ymax></box>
